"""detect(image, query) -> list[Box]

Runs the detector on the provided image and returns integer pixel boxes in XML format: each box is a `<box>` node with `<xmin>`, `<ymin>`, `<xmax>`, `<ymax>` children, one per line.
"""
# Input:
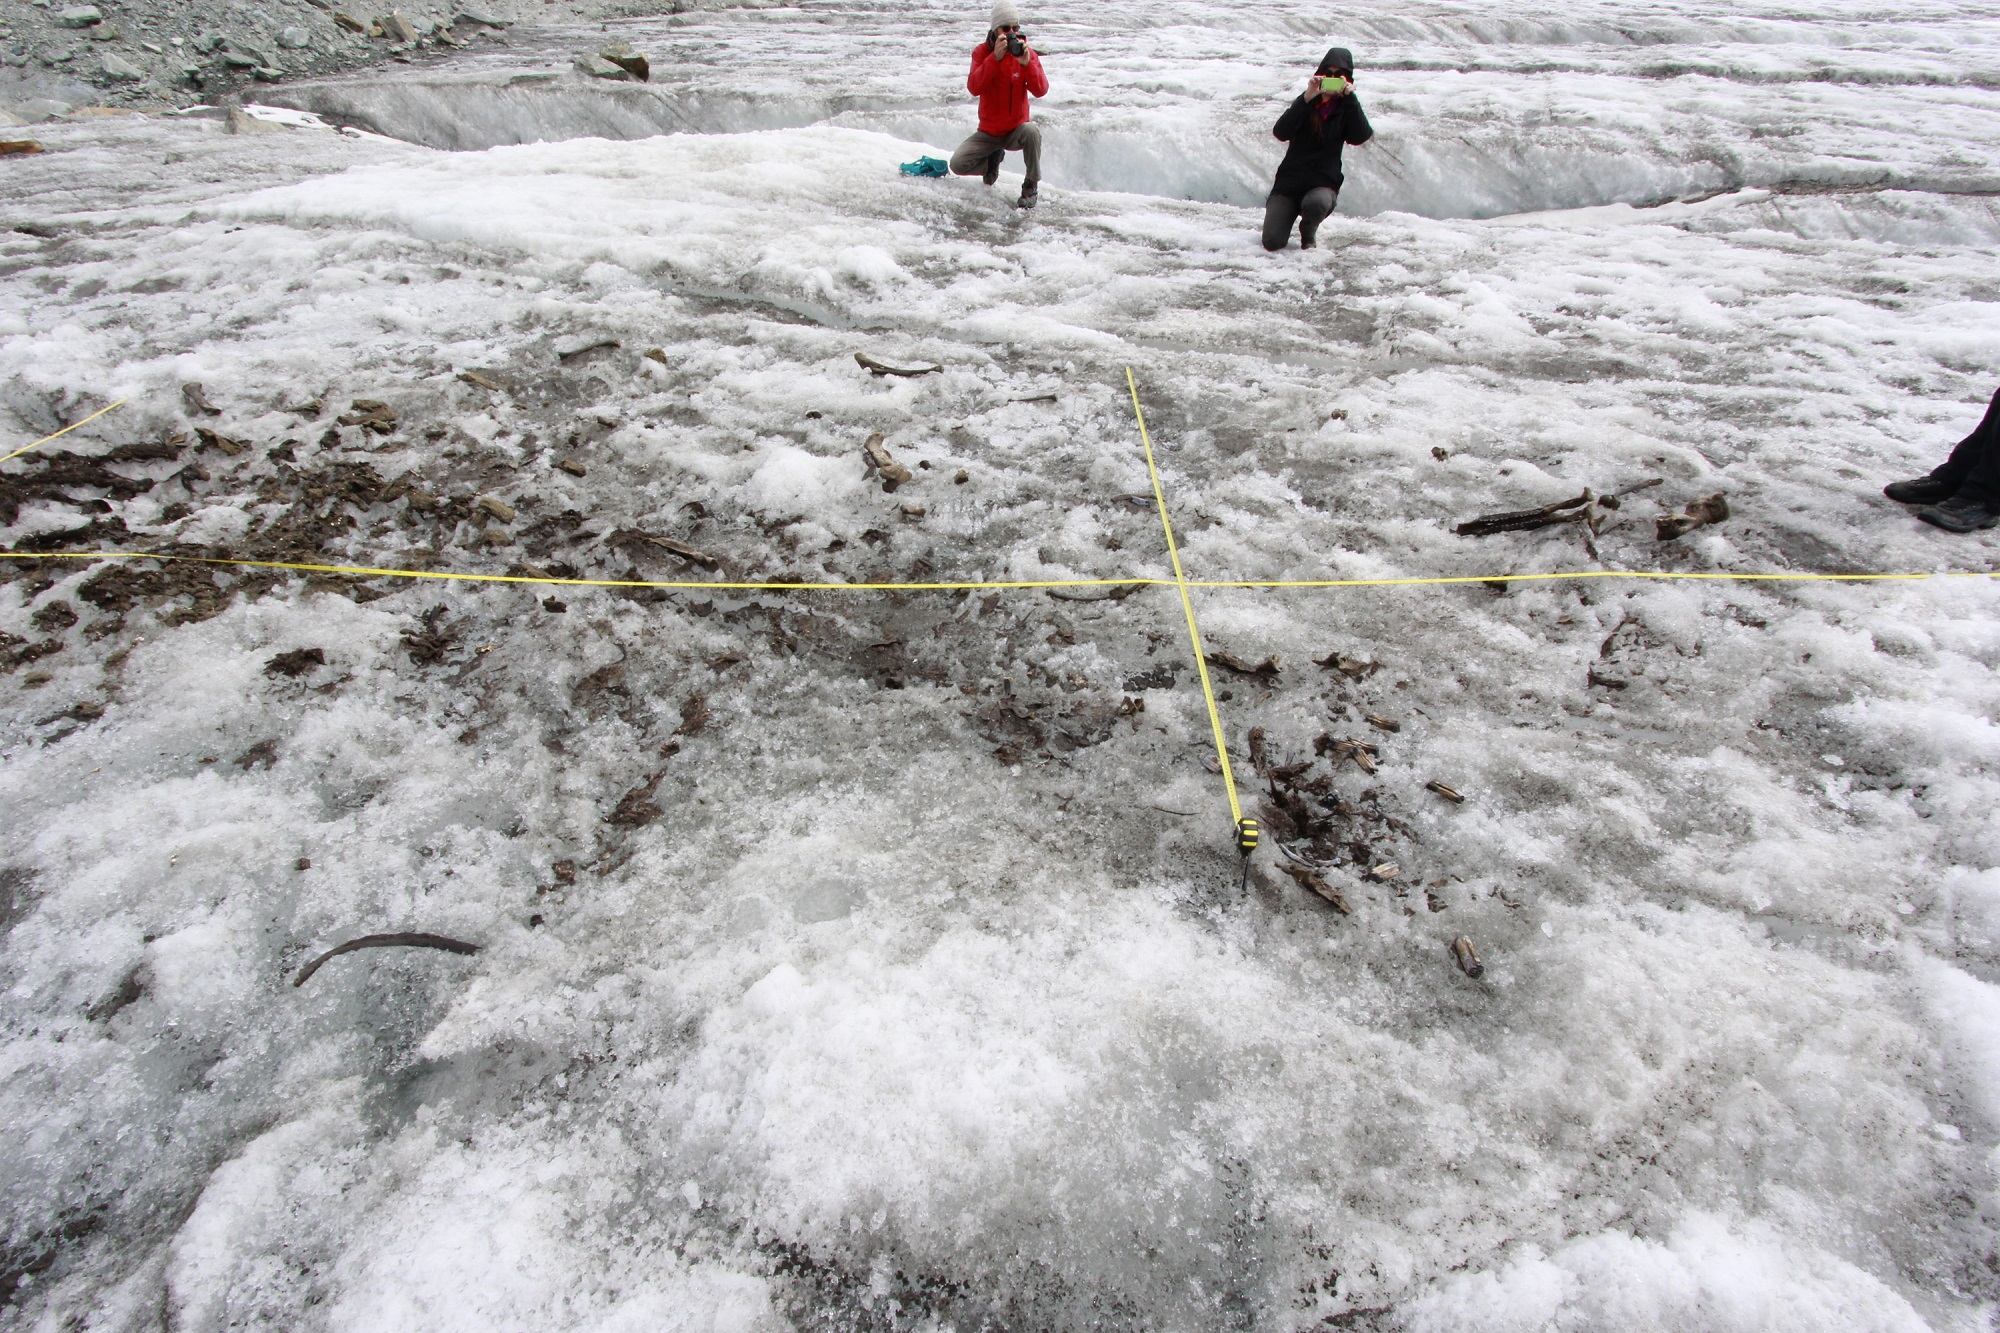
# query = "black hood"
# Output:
<box><xmin>1318</xmin><ymin>46</ymin><xmax>1354</xmax><ymax>74</ymax></box>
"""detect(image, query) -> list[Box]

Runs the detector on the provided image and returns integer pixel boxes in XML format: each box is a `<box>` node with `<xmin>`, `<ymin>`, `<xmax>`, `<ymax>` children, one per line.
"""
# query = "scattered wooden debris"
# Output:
<box><xmin>264</xmin><ymin>647</ymin><xmax>325</xmax><ymax>677</ymax></box>
<box><xmin>643</xmin><ymin>347</ymin><xmax>669</xmax><ymax>366</ymax></box>
<box><xmin>1456</xmin><ymin>490</ymin><xmax>1592</xmax><ymax>537</ymax></box>
<box><xmin>1317</xmin><ymin>734</ymin><xmax>1378</xmax><ymax>774</ymax></box>
<box><xmin>475</xmin><ymin>496</ymin><xmax>516</xmax><ymax>524</ymax></box>
<box><xmin>1207</xmin><ymin>650</ymin><xmax>1279</xmax><ymax>681</ymax></box>
<box><xmin>281</xmin><ymin>396</ymin><xmax>323</xmax><ymax>417</ymax></box>
<box><xmin>605</xmin><ymin>772</ymin><xmax>665</xmax><ymax>826</ymax></box>
<box><xmin>1457</xmin><ymin>479</ymin><xmax>1666</xmax><ymax>539</ymax></box>
<box><xmin>1247</xmin><ymin>725</ymin><xmax>1269</xmax><ymax>778</ymax></box>
<box><xmin>193</xmin><ymin>426</ymin><xmax>246</xmax><ymax>455</ymax></box>
<box><xmin>1048</xmin><ymin>584</ymin><xmax>1142</xmax><ymax>603</ymax></box>
<box><xmin>0</xmin><ymin>141</ymin><xmax>45</xmax><ymax>156</ymax></box>
<box><xmin>1364</xmin><ymin>713</ymin><xmax>1400</xmax><ymax>732</ymax></box>
<box><xmin>1425</xmin><ymin>780</ymin><xmax>1465</xmax><ymax>804</ymax></box>
<box><xmin>457</xmin><ymin>369</ymin><xmax>501</xmax><ymax>390</ymax></box>
<box><xmin>556</xmin><ymin>458</ymin><xmax>586</xmax><ymax>477</ymax></box>
<box><xmin>1367</xmin><ymin>862</ymin><xmax>1400</xmax><ymax>882</ymax></box>
<box><xmin>235</xmin><ymin>738</ymin><xmax>279</xmax><ymax>770</ymax></box>
<box><xmin>337</xmin><ymin>399</ymin><xmax>396</xmax><ymax>434</ymax></box>
<box><xmin>674</xmin><ymin>692</ymin><xmax>710</xmax><ymax>736</ymax></box>
<box><xmin>1280</xmin><ymin>861</ymin><xmax>1352</xmax><ymax>914</ymax></box>
<box><xmin>1450</xmin><ymin>935</ymin><xmax>1484</xmax><ymax>979</ymax></box>
<box><xmin>293</xmin><ymin>932</ymin><xmax>480</xmax><ymax>987</ymax></box>
<box><xmin>861</xmin><ymin>432</ymin><xmax>914</xmax><ymax>491</ymax></box>
<box><xmin>180</xmin><ymin>382</ymin><xmax>221</xmax><ymax>416</ymax></box>
<box><xmin>609</xmin><ymin>529</ymin><xmax>720</xmax><ymax>570</ymax></box>
<box><xmin>1656</xmin><ymin>492</ymin><xmax>1729</xmax><ymax>540</ymax></box>
<box><xmin>401</xmin><ymin>606</ymin><xmax>455</xmax><ymax>666</ymax></box>
<box><xmin>1314</xmin><ymin>651</ymin><xmax>1376</xmax><ymax>678</ymax></box>
<box><xmin>900</xmin><ymin>501</ymin><xmax>927</xmax><ymax>519</ymax></box>
<box><xmin>855</xmin><ymin>352</ymin><xmax>943</xmax><ymax>378</ymax></box>
<box><xmin>556</xmin><ymin>335</ymin><xmax>620</xmax><ymax>362</ymax></box>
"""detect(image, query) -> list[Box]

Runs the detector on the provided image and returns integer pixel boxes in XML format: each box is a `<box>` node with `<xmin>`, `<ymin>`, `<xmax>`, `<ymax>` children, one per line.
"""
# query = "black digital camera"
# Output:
<box><xmin>1006</xmin><ymin>31</ymin><xmax>1026</xmax><ymax>56</ymax></box>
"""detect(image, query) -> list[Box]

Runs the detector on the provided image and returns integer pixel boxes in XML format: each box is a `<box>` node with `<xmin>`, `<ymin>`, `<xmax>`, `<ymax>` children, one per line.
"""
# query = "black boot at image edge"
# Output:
<box><xmin>1916</xmin><ymin>495</ymin><xmax>2000</xmax><ymax>533</ymax></box>
<box><xmin>1884</xmin><ymin>476</ymin><xmax>1957</xmax><ymax>505</ymax></box>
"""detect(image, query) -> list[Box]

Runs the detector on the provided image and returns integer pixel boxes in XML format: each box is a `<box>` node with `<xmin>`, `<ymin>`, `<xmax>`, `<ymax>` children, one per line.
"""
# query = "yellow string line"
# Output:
<box><xmin>1127</xmin><ymin>366</ymin><xmax>1241</xmax><ymax>827</ymax></box>
<box><xmin>1189</xmin><ymin>569</ymin><xmax>1999</xmax><ymax>588</ymax></box>
<box><xmin>2</xmin><ymin>551</ymin><xmax>1993</xmax><ymax>594</ymax></box>
<box><xmin>0</xmin><ymin>399</ymin><xmax>129</xmax><ymax>466</ymax></box>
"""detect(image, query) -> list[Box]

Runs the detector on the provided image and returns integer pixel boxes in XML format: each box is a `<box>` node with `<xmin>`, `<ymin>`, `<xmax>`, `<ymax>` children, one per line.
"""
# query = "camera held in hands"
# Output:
<box><xmin>1007</xmin><ymin>31</ymin><xmax>1026</xmax><ymax>56</ymax></box>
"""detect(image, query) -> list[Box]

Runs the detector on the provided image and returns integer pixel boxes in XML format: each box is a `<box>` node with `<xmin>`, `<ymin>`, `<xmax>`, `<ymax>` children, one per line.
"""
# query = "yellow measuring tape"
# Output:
<box><xmin>1126</xmin><ymin>367</ymin><xmax>1243</xmax><ymax>829</ymax></box>
<box><xmin>1</xmin><ymin>399</ymin><xmax>128</xmax><ymax>466</ymax></box>
<box><xmin>3</xmin><ymin>550</ymin><xmax>1989</xmax><ymax>593</ymax></box>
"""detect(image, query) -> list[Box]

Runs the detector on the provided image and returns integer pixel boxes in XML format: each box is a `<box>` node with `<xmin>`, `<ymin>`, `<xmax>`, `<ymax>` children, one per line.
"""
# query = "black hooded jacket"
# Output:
<box><xmin>1270</xmin><ymin>45</ymin><xmax>1373</xmax><ymax>198</ymax></box>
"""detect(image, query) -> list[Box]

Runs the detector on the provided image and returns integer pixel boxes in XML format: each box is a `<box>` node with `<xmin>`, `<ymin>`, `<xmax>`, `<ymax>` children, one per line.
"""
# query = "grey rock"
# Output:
<box><xmin>139</xmin><ymin>40</ymin><xmax>163</xmax><ymax>52</ymax></box>
<box><xmin>453</xmin><ymin>6</ymin><xmax>507</xmax><ymax>25</ymax></box>
<box><xmin>572</xmin><ymin>53</ymin><xmax>626</xmax><ymax>79</ymax></box>
<box><xmin>599</xmin><ymin>43</ymin><xmax>647</xmax><ymax>80</ymax></box>
<box><xmin>15</xmin><ymin>98</ymin><xmax>73</xmax><ymax>119</ymax></box>
<box><xmin>220</xmin><ymin>50</ymin><xmax>259</xmax><ymax>66</ymax></box>
<box><xmin>252</xmin><ymin>65</ymin><xmax>283</xmax><ymax>80</ymax></box>
<box><xmin>54</xmin><ymin>5</ymin><xmax>102</xmax><ymax>26</ymax></box>
<box><xmin>87</xmin><ymin>23</ymin><xmax>119</xmax><ymax>40</ymax></box>
<box><xmin>376</xmin><ymin>12</ymin><xmax>417</xmax><ymax>42</ymax></box>
<box><xmin>99</xmin><ymin>51</ymin><xmax>143</xmax><ymax>79</ymax></box>
<box><xmin>277</xmin><ymin>25</ymin><xmax>309</xmax><ymax>46</ymax></box>
<box><xmin>192</xmin><ymin>32</ymin><xmax>223</xmax><ymax>53</ymax></box>
<box><xmin>226</xmin><ymin>105</ymin><xmax>282</xmax><ymax>132</ymax></box>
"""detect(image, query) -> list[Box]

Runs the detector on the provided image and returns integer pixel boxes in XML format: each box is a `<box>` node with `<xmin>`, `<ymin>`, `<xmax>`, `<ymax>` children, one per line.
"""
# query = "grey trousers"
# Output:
<box><xmin>1263</xmin><ymin>187</ymin><xmax>1337</xmax><ymax>250</ymax></box>
<box><xmin>950</xmin><ymin>122</ymin><xmax>1042</xmax><ymax>186</ymax></box>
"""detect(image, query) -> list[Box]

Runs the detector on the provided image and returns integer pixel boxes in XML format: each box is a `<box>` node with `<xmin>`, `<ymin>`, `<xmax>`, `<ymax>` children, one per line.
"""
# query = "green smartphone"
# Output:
<box><xmin>1319</xmin><ymin>75</ymin><xmax>1348</xmax><ymax>95</ymax></box>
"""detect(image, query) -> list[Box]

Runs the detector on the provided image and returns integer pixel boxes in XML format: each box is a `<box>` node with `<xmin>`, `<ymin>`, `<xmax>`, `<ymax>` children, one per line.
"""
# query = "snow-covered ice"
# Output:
<box><xmin>3</xmin><ymin>0</ymin><xmax>2000</xmax><ymax>1329</ymax></box>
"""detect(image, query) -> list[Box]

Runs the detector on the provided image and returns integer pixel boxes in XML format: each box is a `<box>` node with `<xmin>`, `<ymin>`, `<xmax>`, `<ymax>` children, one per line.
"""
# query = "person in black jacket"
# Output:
<box><xmin>1263</xmin><ymin>46</ymin><xmax>1373</xmax><ymax>252</ymax></box>
<box><xmin>1884</xmin><ymin>386</ymin><xmax>2000</xmax><ymax>532</ymax></box>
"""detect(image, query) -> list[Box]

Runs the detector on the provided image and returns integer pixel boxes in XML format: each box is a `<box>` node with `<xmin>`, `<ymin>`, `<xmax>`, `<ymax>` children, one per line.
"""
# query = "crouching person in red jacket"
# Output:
<box><xmin>949</xmin><ymin>0</ymin><xmax>1049</xmax><ymax>209</ymax></box>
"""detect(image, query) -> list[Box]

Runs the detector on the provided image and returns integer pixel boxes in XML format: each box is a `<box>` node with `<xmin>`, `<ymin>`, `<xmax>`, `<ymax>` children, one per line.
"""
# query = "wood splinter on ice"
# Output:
<box><xmin>292</xmin><ymin>933</ymin><xmax>481</xmax><ymax>988</ymax></box>
<box><xmin>855</xmin><ymin>352</ymin><xmax>942</xmax><ymax>378</ymax></box>
<box><xmin>1450</xmin><ymin>935</ymin><xmax>1484</xmax><ymax>979</ymax></box>
<box><xmin>1280</xmin><ymin>861</ymin><xmax>1353</xmax><ymax>915</ymax></box>
<box><xmin>1425</xmin><ymin>780</ymin><xmax>1465</xmax><ymax>804</ymax></box>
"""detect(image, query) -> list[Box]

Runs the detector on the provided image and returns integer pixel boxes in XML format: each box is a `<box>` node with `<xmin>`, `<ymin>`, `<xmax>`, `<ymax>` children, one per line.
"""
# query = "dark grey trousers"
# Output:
<box><xmin>950</xmin><ymin>122</ymin><xmax>1042</xmax><ymax>186</ymax></box>
<box><xmin>1262</xmin><ymin>187</ymin><xmax>1337</xmax><ymax>250</ymax></box>
<box><xmin>1927</xmin><ymin>385</ymin><xmax>2000</xmax><ymax>505</ymax></box>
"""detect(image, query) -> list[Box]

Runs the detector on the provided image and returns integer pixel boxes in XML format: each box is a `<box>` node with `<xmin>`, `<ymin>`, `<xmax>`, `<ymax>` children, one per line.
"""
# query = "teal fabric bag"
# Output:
<box><xmin>899</xmin><ymin>156</ymin><xmax>949</xmax><ymax>178</ymax></box>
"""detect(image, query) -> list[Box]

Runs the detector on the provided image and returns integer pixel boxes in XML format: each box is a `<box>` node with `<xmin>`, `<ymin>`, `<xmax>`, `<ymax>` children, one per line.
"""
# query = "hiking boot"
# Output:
<box><xmin>1017</xmin><ymin>181</ymin><xmax>1039</xmax><ymax>209</ymax></box>
<box><xmin>1299</xmin><ymin>223</ymin><xmax>1320</xmax><ymax>250</ymax></box>
<box><xmin>982</xmin><ymin>151</ymin><xmax>1003</xmax><ymax>186</ymax></box>
<box><xmin>1884</xmin><ymin>475</ymin><xmax>1956</xmax><ymax>504</ymax></box>
<box><xmin>1916</xmin><ymin>494</ymin><xmax>2000</xmax><ymax>533</ymax></box>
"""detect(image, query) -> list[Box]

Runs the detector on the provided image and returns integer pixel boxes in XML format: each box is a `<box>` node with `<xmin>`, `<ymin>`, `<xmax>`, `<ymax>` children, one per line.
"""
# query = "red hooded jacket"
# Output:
<box><xmin>967</xmin><ymin>42</ymin><xmax>1048</xmax><ymax>136</ymax></box>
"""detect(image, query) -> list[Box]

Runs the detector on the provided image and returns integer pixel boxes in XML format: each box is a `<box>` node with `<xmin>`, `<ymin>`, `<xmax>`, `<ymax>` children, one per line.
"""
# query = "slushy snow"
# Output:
<box><xmin>3</xmin><ymin>0</ymin><xmax>2000</xmax><ymax>1329</ymax></box>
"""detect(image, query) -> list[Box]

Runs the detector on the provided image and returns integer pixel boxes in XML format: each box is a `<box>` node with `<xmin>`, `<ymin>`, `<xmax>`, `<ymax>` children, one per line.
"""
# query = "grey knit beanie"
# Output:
<box><xmin>990</xmin><ymin>1</ymin><xmax>1021</xmax><ymax>28</ymax></box>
